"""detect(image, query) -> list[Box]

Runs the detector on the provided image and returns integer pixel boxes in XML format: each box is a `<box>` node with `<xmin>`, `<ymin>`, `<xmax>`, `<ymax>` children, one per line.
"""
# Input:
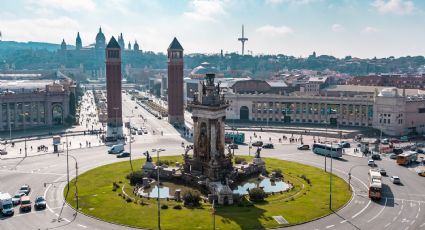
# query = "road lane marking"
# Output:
<box><xmin>352</xmin><ymin>200</ymin><xmax>371</xmax><ymax>219</ymax></box>
<box><xmin>340</xmin><ymin>220</ymin><xmax>347</xmax><ymax>224</ymax></box>
<box><xmin>384</xmin><ymin>223</ymin><xmax>390</xmax><ymax>228</ymax></box>
<box><xmin>326</xmin><ymin>225</ymin><xmax>335</xmax><ymax>228</ymax></box>
<box><xmin>404</xmin><ymin>227</ymin><xmax>409</xmax><ymax>230</ymax></box>
<box><xmin>420</xmin><ymin>222</ymin><xmax>425</xmax><ymax>227</ymax></box>
<box><xmin>367</xmin><ymin>197</ymin><xmax>387</xmax><ymax>223</ymax></box>
<box><xmin>78</xmin><ymin>224</ymin><xmax>87</xmax><ymax>228</ymax></box>
<box><xmin>411</xmin><ymin>220</ymin><xmax>416</xmax><ymax>225</ymax></box>
<box><xmin>393</xmin><ymin>216</ymin><xmax>397</xmax><ymax>221</ymax></box>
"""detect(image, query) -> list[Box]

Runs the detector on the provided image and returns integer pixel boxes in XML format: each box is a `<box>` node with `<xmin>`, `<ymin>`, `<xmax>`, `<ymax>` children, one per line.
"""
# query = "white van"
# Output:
<box><xmin>108</xmin><ymin>144</ymin><xmax>124</xmax><ymax>154</ymax></box>
<box><xmin>0</xmin><ymin>193</ymin><xmax>14</xmax><ymax>216</ymax></box>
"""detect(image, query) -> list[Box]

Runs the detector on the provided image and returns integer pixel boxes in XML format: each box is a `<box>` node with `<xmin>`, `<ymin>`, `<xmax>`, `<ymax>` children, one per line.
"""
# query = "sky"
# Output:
<box><xmin>0</xmin><ymin>0</ymin><xmax>424</xmax><ymax>58</ymax></box>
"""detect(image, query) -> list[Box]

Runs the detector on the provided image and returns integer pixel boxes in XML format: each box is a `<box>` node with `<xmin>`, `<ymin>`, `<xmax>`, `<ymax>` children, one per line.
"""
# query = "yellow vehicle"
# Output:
<box><xmin>419</xmin><ymin>171</ymin><xmax>425</xmax><ymax>177</ymax></box>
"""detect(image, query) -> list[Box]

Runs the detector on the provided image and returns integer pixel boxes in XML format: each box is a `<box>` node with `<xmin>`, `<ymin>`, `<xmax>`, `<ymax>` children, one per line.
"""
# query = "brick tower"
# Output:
<box><xmin>106</xmin><ymin>36</ymin><xmax>123</xmax><ymax>137</ymax></box>
<box><xmin>167</xmin><ymin>37</ymin><xmax>184</xmax><ymax>125</ymax></box>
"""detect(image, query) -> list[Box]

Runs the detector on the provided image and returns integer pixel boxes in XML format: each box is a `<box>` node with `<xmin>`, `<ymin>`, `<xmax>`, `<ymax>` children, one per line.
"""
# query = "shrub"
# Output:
<box><xmin>126</xmin><ymin>197</ymin><xmax>132</xmax><ymax>203</ymax></box>
<box><xmin>161</xmin><ymin>204</ymin><xmax>169</xmax><ymax>209</ymax></box>
<box><xmin>300</xmin><ymin>174</ymin><xmax>311</xmax><ymax>185</ymax></box>
<box><xmin>128</xmin><ymin>171</ymin><xmax>144</xmax><ymax>186</ymax></box>
<box><xmin>248</xmin><ymin>188</ymin><xmax>266</xmax><ymax>202</ymax></box>
<box><xmin>182</xmin><ymin>190</ymin><xmax>201</xmax><ymax>207</ymax></box>
<box><xmin>173</xmin><ymin>204</ymin><xmax>182</xmax><ymax>210</ymax></box>
<box><xmin>234</xmin><ymin>157</ymin><xmax>246</xmax><ymax>164</ymax></box>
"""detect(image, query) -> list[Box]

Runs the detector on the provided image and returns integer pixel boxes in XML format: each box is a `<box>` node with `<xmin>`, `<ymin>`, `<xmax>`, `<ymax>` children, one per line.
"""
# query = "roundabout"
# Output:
<box><xmin>64</xmin><ymin>155</ymin><xmax>351</xmax><ymax>229</ymax></box>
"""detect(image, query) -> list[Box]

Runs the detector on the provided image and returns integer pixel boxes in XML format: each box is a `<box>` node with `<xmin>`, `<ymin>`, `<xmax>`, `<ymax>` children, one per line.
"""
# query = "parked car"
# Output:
<box><xmin>393</xmin><ymin>148</ymin><xmax>404</xmax><ymax>155</ymax></box>
<box><xmin>0</xmin><ymin>149</ymin><xmax>7</xmax><ymax>155</ymax></box>
<box><xmin>368</xmin><ymin>159</ymin><xmax>376</xmax><ymax>167</ymax></box>
<box><xmin>381</xmin><ymin>138</ymin><xmax>389</xmax><ymax>144</ymax></box>
<box><xmin>19</xmin><ymin>184</ymin><xmax>31</xmax><ymax>195</ymax></box>
<box><xmin>262</xmin><ymin>143</ymin><xmax>274</xmax><ymax>149</ymax></box>
<box><xmin>131</xmin><ymin>130</ymin><xmax>137</xmax><ymax>135</ymax></box>
<box><xmin>297</xmin><ymin>144</ymin><xmax>310</xmax><ymax>150</ymax></box>
<box><xmin>389</xmin><ymin>153</ymin><xmax>398</xmax><ymax>159</ymax></box>
<box><xmin>339</xmin><ymin>142</ymin><xmax>350</xmax><ymax>148</ymax></box>
<box><xmin>12</xmin><ymin>192</ymin><xmax>25</xmax><ymax>205</ymax></box>
<box><xmin>137</xmin><ymin>129</ymin><xmax>143</xmax><ymax>135</ymax></box>
<box><xmin>229</xmin><ymin>144</ymin><xmax>238</xmax><ymax>149</ymax></box>
<box><xmin>417</xmin><ymin>148</ymin><xmax>424</xmax><ymax>154</ymax></box>
<box><xmin>20</xmin><ymin>196</ymin><xmax>31</xmax><ymax>212</ymax></box>
<box><xmin>252</xmin><ymin>141</ymin><xmax>263</xmax><ymax>147</ymax></box>
<box><xmin>390</xmin><ymin>176</ymin><xmax>401</xmax><ymax>184</ymax></box>
<box><xmin>116</xmin><ymin>151</ymin><xmax>130</xmax><ymax>158</ymax></box>
<box><xmin>372</xmin><ymin>153</ymin><xmax>381</xmax><ymax>160</ymax></box>
<box><xmin>34</xmin><ymin>196</ymin><xmax>46</xmax><ymax>210</ymax></box>
<box><xmin>378</xmin><ymin>168</ymin><xmax>387</xmax><ymax>176</ymax></box>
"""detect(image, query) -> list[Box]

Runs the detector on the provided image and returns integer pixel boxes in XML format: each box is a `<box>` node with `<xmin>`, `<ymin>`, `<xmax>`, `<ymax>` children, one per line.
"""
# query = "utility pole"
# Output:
<box><xmin>329</xmin><ymin>142</ymin><xmax>333</xmax><ymax>210</ymax></box>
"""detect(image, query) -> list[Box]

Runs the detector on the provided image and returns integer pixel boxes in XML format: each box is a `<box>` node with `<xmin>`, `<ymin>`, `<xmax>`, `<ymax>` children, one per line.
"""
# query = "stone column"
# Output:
<box><xmin>210</xmin><ymin>119</ymin><xmax>217</xmax><ymax>157</ymax></box>
<box><xmin>46</xmin><ymin>102</ymin><xmax>52</xmax><ymax>126</ymax></box>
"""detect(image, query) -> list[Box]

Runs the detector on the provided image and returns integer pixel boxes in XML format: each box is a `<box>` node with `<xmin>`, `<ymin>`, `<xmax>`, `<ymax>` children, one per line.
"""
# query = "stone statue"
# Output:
<box><xmin>144</xmin><ymin>151</ymin><xmax>152</xmax><ymax>162</ymax></box>
<box><xmin>255</xmin><ymin>147</ymin><xmax>262</xmax><ymax>158</ymax></box>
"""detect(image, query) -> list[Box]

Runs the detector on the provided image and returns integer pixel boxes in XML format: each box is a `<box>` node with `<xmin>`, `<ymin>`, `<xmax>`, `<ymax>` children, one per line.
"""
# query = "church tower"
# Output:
<box><xmin>105</xmin><ymin>36</ymin><xmax>123</xmax><ymax>136</ymax></box>
<box><xmin>127</xmin><ymin>41</ymin><xmax>131</xmax><ymax>50</ymax></box>
<box><xmin>95</xmin><ymin>27</ymin><xmax>105</xmax><ymax>50</ymax></box>
<box><xmin>61</xmin><ymin>39</ymin><xmax>67</xmax><ymax>51</ymax></box>
<box><xmin>76</xmin><ymin>32</ymin><xmax>82</xmax><ymax>50</ymax></box>
<box><xmin>133</xmin><ymin>40</ymin><xmax>139</xmax><ymax>51</ymax></box>
<box><xmin>167</xmin><ymin>37</ymin><xmax>184</xmax><ymax>125</ymax></box>
<box><xmin>118</xmin><ymin>33</ymin><xmax>125</xmax><ymax>49</ymax></box>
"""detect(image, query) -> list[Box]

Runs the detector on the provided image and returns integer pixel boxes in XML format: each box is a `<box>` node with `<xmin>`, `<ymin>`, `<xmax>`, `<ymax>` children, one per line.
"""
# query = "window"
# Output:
<box><xmin>419</xmin><ymin>108</ymin><xmax>425</xmax><ymax>113</ymax></box>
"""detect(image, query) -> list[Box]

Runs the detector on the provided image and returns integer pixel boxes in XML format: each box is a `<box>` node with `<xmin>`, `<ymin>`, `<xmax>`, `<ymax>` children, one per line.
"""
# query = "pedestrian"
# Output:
<box><xmin>20</xmin><ymin>148</ymin><xmax>22</xmax><ymax>154</ymax></box>
<box><xmin>31</xmin><ymin>146</ymin><xmax>33</xmax><ymax>151</ymax></box>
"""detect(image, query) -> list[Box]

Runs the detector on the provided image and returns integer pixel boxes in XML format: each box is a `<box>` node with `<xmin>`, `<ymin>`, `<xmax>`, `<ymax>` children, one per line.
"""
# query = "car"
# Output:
<box><xmin>262</xmin><ymin>143</ymin><xmax>274</xmax><ymax>149</ymax></box>
<box><xmin>12</xmin><ymin>192</ymin><xmax>25</xmax><ymax>205</ymax></box>
<box><xmin>137</xmin><ymin>129</ymin><xmax>143</xmax><ymax>135</ymax></box>
<box><xmin>400</xmin><ymin>136</ymin><xmax>409</xmax><ymax>142</ymax></box>
<box><xmin>131</xmin><ymin>130</ymin><xmax>137</xmax><ymax>135</ymax></box>
<box><xmin>390</xmin><ymin>176</ymin><xmax>401</xmax><ymax>184</ymax></box>
<box><xmin>108</xmin><ymin>144</ymin><xmax>124</xmax><ymax>154</ymax></box>
<box><xmin>105</xmin><ymin>136</ymin><xmax>118</xmax><ymax>142</ymax></box>
<box><xmin>297</xmin><ymin>144</ymin><xmax>310</xmax><ymax>150</ymax></box>
<box><xmin>389</xmin><ymin>153</ymin><xmax>398</xmax><ymax>159</ymax></box>
<box><xmin>378</xmin><ymin>168</ymin><xmax>387</xmax><ymax>176</ymax></box>
<box><xmin>419</xmin><ymin>171</ymin><xmax>425</xmax><ymax>177</ymax></box>
<box><xmin>393</xmin><ymin>148</ymin><xmax>403</xmax><ymax>155</ymax></box>
<box><xmin>229</xmin><ymin>144</ymin><xmax>238</xmax><ymax>149</ymax></box>
<box><xmin>252</xmin><ymin>141</ymin><xmax>263</xmax><ymax>147</ymax></box>
<box><xmin>371</xmin><ymin>153</ymin><xmax>381</xmax><ymax>160</ymax></box>
<box><xmin>19</xmin><ymin>184</ymin><xmax>31</xmax><ymax>195</ymax></box>
<box><xmin>0</xmin><ymin>149</ymin><xmax>7</xmax><ymax>155</ymax></box>
<box><xmin>368</xmin><ymin>159</ymin><xmax>376</xmax><ymax>167</ymax></box>
<box><xmin>381</xmin><ymin>138</ymin><xmax>389</xmax><ymax>144</ymax></box>
<box><xmin>34</xmin><ymin>196</ymin><xmax>46</xmax><ymax>210</ymax></box>
<box><xmin>339</xmin><ymin>142</ymin><xmax>350</xmax><ymax>148</ymax></box>
<box><xmin>116</xmin><ymin>151</ymin><xmax>130</xmax><ymax>158</ymax></box>
<box><xmin>143</xmin><ymin>129</ymin><xmax>148</xmax><ymax>134</ymax></box>
<box><xmin>417</xmin><ymin>148</ymin><xmax>424</xmax><ymax>154</ymax></box>
<box><xmin>20</xmin><ymin>196</ymin><xmax>31</xmax><ymax>212</ymax></box>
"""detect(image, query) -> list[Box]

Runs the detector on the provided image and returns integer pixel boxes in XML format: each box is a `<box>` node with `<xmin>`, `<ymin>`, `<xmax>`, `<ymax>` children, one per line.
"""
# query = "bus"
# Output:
<box><xmin>368</xmin><ymin>169</ymin><xmax>382</xmax><ymax>200</ymax></box>
<box><xmin>225</xmin><ymin>132</ymin><xmax>245</xmax><ymax>144</ymax></box>
<box><xmin>312</xmin><ymin>143</ymin><xmax>343</xmax><ymax>158</ymax></box>
<box><xmin>396</xmin><ymin>151</ymin><xmax>418</xmax><ymax>165</ymax></box>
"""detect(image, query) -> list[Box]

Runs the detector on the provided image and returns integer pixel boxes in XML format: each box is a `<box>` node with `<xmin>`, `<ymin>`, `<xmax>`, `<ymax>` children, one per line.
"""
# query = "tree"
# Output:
<box><xmin>182</xmin><ymin>190</ymin><xmax>201</xmax><ymax>207</ymax></box>
<box><xmin>248</xmin><ymin>187</ymin><xmax>266</xmax><ymax>202</ymax></box>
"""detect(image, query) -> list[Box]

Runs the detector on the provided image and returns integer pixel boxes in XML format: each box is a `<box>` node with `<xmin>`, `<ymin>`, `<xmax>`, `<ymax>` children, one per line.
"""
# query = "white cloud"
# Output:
<box><xmin>372</xmin><ymin>0</ymin><xmax>415</xmax><ymax>15</ymax></box>
<box><xmin>265</xmin><ymin>0</ymin><xmax>318</xmax><ymax>5</ymax></box>
<box><xmin>331</xmin><ymin>24</ymin><xmax>344</xmax><ymax>32</ymax></box>
<box><xmin>362</xmin><ymin>26</ymin><xmax>379</xmax><ymax>33</ymax></box>
<box><xmin>183</xmin><ymin>0</ymin><xmax>227</xmax><ymax>22</ymax></box>
<box><xmin>28</xmin><ymin>0</ymin><xmax>96</xmax><ymax>13</ymax></box>
<box><xmin>0</xmin><ymin>16</ymin><xmax>80</xmax><ymax>42</ymax></box>
<box><xmin>256</xmin><ymin>25</ymin><xmax>293</xmax><ymax>36</ymax></box>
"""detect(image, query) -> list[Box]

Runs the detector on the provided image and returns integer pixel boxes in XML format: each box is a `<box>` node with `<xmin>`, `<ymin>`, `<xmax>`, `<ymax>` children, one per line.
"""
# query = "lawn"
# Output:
<box><xmin>65</xmin><ymin>155</ymin><xmax>351</xmax><ymax>230</ymax></box>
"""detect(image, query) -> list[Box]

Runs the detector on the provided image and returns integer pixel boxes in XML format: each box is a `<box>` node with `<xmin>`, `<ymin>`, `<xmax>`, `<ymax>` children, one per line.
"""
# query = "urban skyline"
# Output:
<box><xmin>1</xmin><ymin>0</ymin><xmax>425</xmax><ymax>58</ymax></box>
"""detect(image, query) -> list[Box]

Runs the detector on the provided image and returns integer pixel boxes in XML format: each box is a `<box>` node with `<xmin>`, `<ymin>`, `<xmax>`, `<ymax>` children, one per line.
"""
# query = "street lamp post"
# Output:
<box><xmin>329</xmin><ymin>141</ymin><xmax>333</xmax><ymax>210</ymax></box>
<box><xmin>152</xmin><ymin>148</ymin><xmax>166</xmax><ymax>230</ymax></box>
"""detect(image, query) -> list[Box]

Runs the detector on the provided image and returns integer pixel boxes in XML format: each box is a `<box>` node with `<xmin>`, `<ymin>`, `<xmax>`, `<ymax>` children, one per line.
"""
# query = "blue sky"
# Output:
<box><xmin>0</xmin><ymin>0</ymin><xmax>424</xmax><ymax>58</ymax></box>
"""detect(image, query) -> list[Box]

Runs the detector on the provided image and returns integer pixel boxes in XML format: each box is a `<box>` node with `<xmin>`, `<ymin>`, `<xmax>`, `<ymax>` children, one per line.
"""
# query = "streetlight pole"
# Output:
<box><xmin>152</xmin><ymin>148</ymin><xmax>165</xmax><ymax>230</ymax></box>
<box><xmin>128</xmin><ymin>116</ymin><xmax>134</xmax><ymax>172</ymax></box>
<box><xmin>329</xmin><ymin>141</ymin><xmax>333</xmax><ymax>210</ymax></box>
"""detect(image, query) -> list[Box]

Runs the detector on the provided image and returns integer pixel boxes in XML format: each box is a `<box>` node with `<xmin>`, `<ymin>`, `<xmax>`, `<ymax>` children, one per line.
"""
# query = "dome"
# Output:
<box><xmin>190</xmin><ymin>62</ymin><xmax>217</xmax><ymax>75</ymax></box>
<box><xmin>96</xmin><ymin>27</ymin><xmax>105</xmax><ymax>42</ymax></box>
<box><xmin>378</xmin><ymin>87</ymin><xmax>399</xmax><ymax>97</ymax></box>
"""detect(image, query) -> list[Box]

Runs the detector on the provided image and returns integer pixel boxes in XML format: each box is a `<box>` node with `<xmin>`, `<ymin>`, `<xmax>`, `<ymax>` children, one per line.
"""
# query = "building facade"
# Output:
<box><xmin>167</xmin><ymin>37</ymin><xmax>184</xmax><ymax>125</ymax></box>
<box><xmin>225</xmin><ymin>86</ymin><xmax>425</xmax><ymax>136</ymax></box>
<box><xmin>105</xmin><ymin>37</ymin><xmax>123</xmax><ymax>129</ymax></box>
<box><xmin>0</xmin><ymin>77</ymin><xmax>73</xmax><ymax>132</ymax></box>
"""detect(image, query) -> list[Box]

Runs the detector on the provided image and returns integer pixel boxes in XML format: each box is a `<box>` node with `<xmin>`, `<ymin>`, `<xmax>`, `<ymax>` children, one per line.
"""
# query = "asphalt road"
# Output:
<box><xmin>1</xmin><ymin>94</ymin><xmax>424</xmax><ymax>230</ymax></box>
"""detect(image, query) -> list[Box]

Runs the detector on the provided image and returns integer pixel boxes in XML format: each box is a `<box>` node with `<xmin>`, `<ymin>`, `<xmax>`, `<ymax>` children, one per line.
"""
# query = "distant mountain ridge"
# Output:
<box><xmin>0</xmin><ymin>40</ymin><xmax>74</xmax><ymax>51</ymax></box>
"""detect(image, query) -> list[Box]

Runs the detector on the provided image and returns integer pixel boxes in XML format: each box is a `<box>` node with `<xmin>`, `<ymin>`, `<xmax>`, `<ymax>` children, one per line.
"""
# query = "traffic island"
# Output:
<box><xmin>65</xmin><ymin>156</ymin><xmax>351</xmax><ymax>229</ymax></box>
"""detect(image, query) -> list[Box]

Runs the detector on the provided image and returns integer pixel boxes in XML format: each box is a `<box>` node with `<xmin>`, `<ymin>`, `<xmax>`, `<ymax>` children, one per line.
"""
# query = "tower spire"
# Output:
<box><xmin>238</xmin><ymin>24</ymin><xmax>248</xmax><ymax>55</ymax></box>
